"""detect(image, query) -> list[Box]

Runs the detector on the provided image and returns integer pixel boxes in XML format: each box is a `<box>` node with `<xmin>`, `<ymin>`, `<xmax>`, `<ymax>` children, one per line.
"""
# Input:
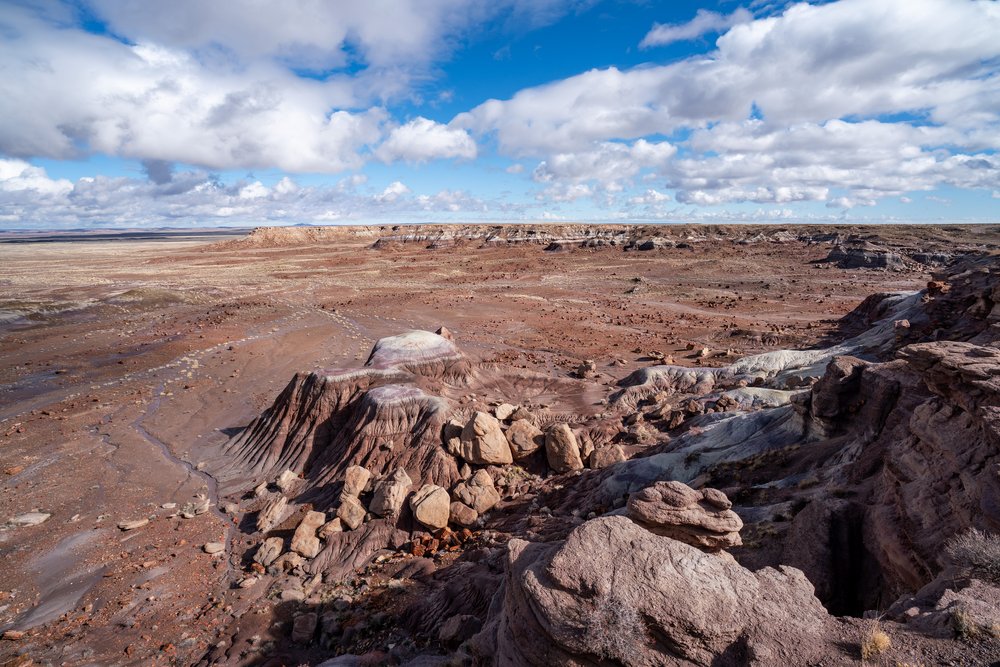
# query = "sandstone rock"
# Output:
<box><xmin>449</xmin><ymin>501</ymin><xmax>478</xmax><ymax>527</ymax></box>
<box><xmin>460</xmin><ymin>411</ymin><xmax>513</xmax><ymax>465</ymax></box>
<box><xmin>253</xmin><ymin>481</ymin><xmax>268</xmax><ymax>497</ymax></box>
<box><xmin>291</xmin><ymin>510</ymin><xmax>326</xmax><ymax>558</ymax></box>
<box><xmin>574</xmin><ymin>428</ymin><xmax>595</xmax><ymax>461</ymax></box>
<box><xmin>203</xmin><ymin>542</ymin><xmax>225</xmax><ymax>555</ymax></box>
<box><xmin>409</xmin><ymin>484</ymin><xmax>451</xmax><ymax>530</ymax></box>
<box><xmin>275</xmin><ymin>469</ymin><xmax>300</xmax><ymax>493</ymax></box>
<box><xmin>10</xmin><ymin>512</ymin><xmax>50</xmax><ymax>526</ymax></box>
<box><xmin>256</xmin><ymin>495</ymin><xmax>287</xmax><ymax>532</ymax></box>
<box><xmin>436</xmin><ymin>325</ymin><xmax>455</xmax><ymax>341</ymax></box>
<box><xmin>253</xmin><ymin>537</ymin><xmax>283</xmax><ymax>566</ymax></box>
<box><xmin>493</xmin><ymin>403</ymin><xmax>516</xmax><ymax>421</ymax></box>
<box><xmin>545</xmin><ymin>423</ymin><xmax>583</xmax><ymax>472</ymax></box>
<box><xmin>589</xmin><ymin>444</ymin><xmax>626</xmax><ymax>469</ymax></box>
<box><xmin>505</xmin><ymin>419</ymin><xmax>544</xmax><ymax>459</ymax></box>
<box><xmin>626</xmin><ymin>481</ymin><xmax>742</xmax><ymax>551</ymax></box>
<box><xmin>477</xmin><ymin>516</ymin><xmax>830</xmax><ymax>666</ymax></box>
<box><xmin>272</xmin><ymin>552</ymin><xmax>304</xmax><ymax>575</ymax></box>
<box><xmin>342</xmin><ymin>465</ymin><xmax>371</xmax><ymax>497</ymax></box>
<box><xmin>439</xmin><ymin>613</ymin><xmax>482</xmax><ymax>645</ymax></box>
<box><xmin>452</xmin><ymin>469</ymin><xmax>500</xmax><ymax>514</ymax></box>
<box><xmin>118</xmin><ymin>518</ymin><xmax>149</xmax><ymax>531</ymax></box>
<box><xmin>442</xmin><ymin>418</ymin><xmax>464</xmax><ymax>456</ymax></box>
<box><xmin>575</xmin><ymin>359</ymin><xmax>597</xmax><ymax>378</ymax></box>
<box><xmin>369</xmin><ymin>468</ymin><xmax>412</xmax><ymax>518</ymax></box>
<box><xmin>318</xmin><ymin>518</ymin><xmax>343</xmax><ymax>539</ymax></box>
<box><xmin>292</xmin><ymin>611</ymin><xmax>318</xmax><ymax>644</ymax></box>
<box><xmin>281</xmin><ymin>588</ymin><xmax>305</xmax><ymax>602</ymax></box>
<box><xmin>337</xmin><ymin>495</ymin><xmax>367</xmax><ymax>530</ymax></box>
<box><xmin>510</xmin><ymin>406</ymin><xmax>536</xmax><ymax>423</ymax></box>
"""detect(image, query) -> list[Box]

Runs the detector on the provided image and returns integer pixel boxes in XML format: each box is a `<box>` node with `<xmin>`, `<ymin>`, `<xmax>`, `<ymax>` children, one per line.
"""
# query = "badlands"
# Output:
<box><xmin>1</xmin><ymin>223</ymin><xmax>1000</xmax><ymax>666</ymax></box>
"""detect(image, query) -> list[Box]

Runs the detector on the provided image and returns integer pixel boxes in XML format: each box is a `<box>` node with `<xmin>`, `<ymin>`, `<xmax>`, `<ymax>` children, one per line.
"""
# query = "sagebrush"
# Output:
<box><xmin>944</xmin><ymin>528</ymin><xmax>1000</xmax><ymax>584</ymax></box>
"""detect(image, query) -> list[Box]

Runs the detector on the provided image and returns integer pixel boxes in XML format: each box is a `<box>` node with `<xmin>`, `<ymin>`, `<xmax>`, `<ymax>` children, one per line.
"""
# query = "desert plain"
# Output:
<box><xmin>1</xmin><ymin>223</ymin><xmax>1000</xmax><ymax>666</ymax></box>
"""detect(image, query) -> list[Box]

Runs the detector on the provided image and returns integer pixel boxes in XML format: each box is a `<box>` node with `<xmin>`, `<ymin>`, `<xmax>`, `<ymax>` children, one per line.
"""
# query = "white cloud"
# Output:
<box><xmin>375</xmin><ymin>117</ymin><xmax>477</xmax><ymax>163</ymax></box>
<box><xmin>531</xmin><ymin>139</ymin><xmax>675</xmax><ymax>197</ymax></box>
<box><xmin>640</xmin><ymin>8</ymin><xmax>753</xmax><ymax>48</ymax></box>
<box><xmin>505</xmin><ymin>163</ymin><xmax>525</xmax><ymax>174</ymax></box>
<box><xmin>0</xmin><ymin>1</ymin><xmax>582</xmax><ymax>173</ymax></box>
<box><xmin>458</xmin><ymin>0</ymin><xmax>1000</xmax><ymax>208</ymax></box>
<box><xmin>461</xmin><ymin>0</ymin><xmax>1000</xmax><ymax>154</ymax></box>
<box><xmin>376</xmin><ymin>181</ymin><xmax>411</xmax><ymax>203</ymax></box>
<box><xmin>0</xmin><ymin>159</ymin><xmax>73</xmax><ymax>196</ymax></box>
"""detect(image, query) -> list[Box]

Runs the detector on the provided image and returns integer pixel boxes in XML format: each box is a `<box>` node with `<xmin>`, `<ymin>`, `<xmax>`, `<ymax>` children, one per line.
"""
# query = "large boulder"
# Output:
<box><xmin>342</xmin><ymin>465</ymin><xmax>371</xmax><ymax>498</ymax></box>
<box><xmin>476</xmin><ymin>516</ymin><xmax>830</xmax><ymax>666</ymax></box>
<box><xmin>505</xmin><ymin>419</ymin><xmax>544</xmax><ymax>459</ymax></box>
<box><xmin>626</xmin><ymin>481</ymin><xmax>742</xmax><ymax>551</ymax></box>
<box><xmin>256</xmin><ymin>495</ymin><xmax>288</xmax><ymax>533</ymax></box>
<box><xmin>253</xmin><ymin>537</ymin><xmax>283</xmax><ymax>567</ymax></box>
<box><xmin>290</xmin><ymin>510</ymin><xmax>326</xmax><ymax>558</ymax></box>
<box><xmin>369</xmin><ymin>468</ymin><xmax>413</xmax><ymax>518</ymax></box>
<box><xmin>460</xmin><ymin>412</ymin><xmax>513</xmax><ymax>465</ymax></box>
<box><xmin>452</xmin><ymin>469</ymin><xmax>501</xmax><ymax>514</ymax></box>
<box><xmin>337</xmin><ymin>495</ymin><xmax>367</xmax><ymax>531</ymax></box>
<box><xmin>410</xmin><ymin>484</ymin><xmax>451</xmax><ymax>530</ymax></box>
<box><xmin>545</xmin><ymin>423</ymin><xmax>583</xmax><ymax>472</ymax></box>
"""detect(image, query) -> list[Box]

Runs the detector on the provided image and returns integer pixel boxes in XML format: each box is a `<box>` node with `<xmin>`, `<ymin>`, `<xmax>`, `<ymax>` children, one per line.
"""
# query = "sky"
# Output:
<box><xmin>0</xmin><ymin>0</ymin><xmax>998</xmax><ymax>229</ymax></box>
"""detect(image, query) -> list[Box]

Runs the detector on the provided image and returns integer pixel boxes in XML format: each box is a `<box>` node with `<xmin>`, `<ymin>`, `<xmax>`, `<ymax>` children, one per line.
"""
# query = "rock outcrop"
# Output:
<box><xmin>475</xmin><ymin>516</ymin><xmax>830</xmax><ymax>666</ymax></box>
<box><xmin>626</xmin><ymin>481</ymin><xmax>743</xmax><ymax>551</ymax></box>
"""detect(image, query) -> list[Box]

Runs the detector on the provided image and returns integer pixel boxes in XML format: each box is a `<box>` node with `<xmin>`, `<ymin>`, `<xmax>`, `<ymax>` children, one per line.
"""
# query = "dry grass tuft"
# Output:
<box><xmin>861</xmin><ymin>621</ymin><xmax>892</xmax><ymax>661</ymax></box>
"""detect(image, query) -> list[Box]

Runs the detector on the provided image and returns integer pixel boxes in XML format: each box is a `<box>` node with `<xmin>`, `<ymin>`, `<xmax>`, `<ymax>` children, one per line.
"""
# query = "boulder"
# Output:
<box><xmin>410</xmin><ymin>484</ymin><xmax>451</xmax><ymax>530</ymax></box>
<box><xmin>342</xmin><ymin>465</ymin><xmax>371</xmax><ymax>497</ymax></box>
<box><xmin>291</xmin><ymin>510</ymin><xmax>326</xmax><ymax>558</ymax></box>
<box><xmin>460</xmin><ymin>411</ymin><xmax>513</xmax><ymax>465</ymax></box>
<box><xmin>337</xmin><ymin>495</ymin><xmax>367</xmax><ymax>531</ymax></box>
<box><xmin>275</xmin><ymin>469</ymin><xmax>300</xmax><ymax>493</ymax></box>
<box><xmin>369</xmin><ymin>468</ymin><xmax>413</xmax><ymax>518</ymax></box>
<box><xmin>9</xmin><ymin>512</ymin><xmax>50</xmax><ymax>526</ymax></box>
<box><xmin>203</xmin><ymin>542</ymin><xmax>225</xmax><ymax>555</ymax></box>
<box><xmin>449</xmin><ymin>501</ymin><xmax>478</xmax><ymax>527</ymax></box>
<box><xmin>506</xmin><ymin>419</ymin><xmax>544</xmax><ymax>459</ymax></box>
<box><xmin>589</xmin><ymin>444</ymin><xmax>626</xmax><ymax>469</ymax></box>
<box><xmin>626</xmin><ymin>481</ymin><xmax>742</xmax><ymax>551</ymax></box>
<box><xmin>318</xmin><ymin>518</ymin><xmax>343</xmax><ymax>539</ymax></box>
<box><xmin>441</xmin><ymin>418</ymin><xmax>464</xmax><ymax>456</ymax></box>
<box><xmin>292</xmin><ymin>611</ymin><xmax>318</xmax><ymax>644</ymax></box>
<box><xmin>494</xmin><ymin>403</ymin><xmax>516</xmax><ymax>421</ymax></box>
<box><xmin>477</xmin><ymin>516</ymin><xmax>830</xmax><ymax>666</ymax></box>
<box><xmin>253</xmin><ymin>537</ymin><xmax>283</xmax><ymax>567</ymax></box>
<box><xmin>545</xmin><ymin>423</ymin><xmax>583</xmax><ymax>472</ymax></box>
<box><xmin>452</xmin><ymin>469</ymin><xmax>501</xmax><ymax>514</ymax></box>
<box><xmin>510</xmin><ymin>406</ymin><xmax>536</xmax><ymax>423</ymax></box>
<box><xmin>256</xmin><ymin>495</ymin><xmax>288</xmax><ymax>533</ymax></box>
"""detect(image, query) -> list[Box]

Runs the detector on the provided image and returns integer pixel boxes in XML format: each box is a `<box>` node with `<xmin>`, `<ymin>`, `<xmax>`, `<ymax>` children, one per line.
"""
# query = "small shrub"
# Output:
<box><xmin>860</xmin><ymin>622</ymin><xmax>891</xmax><ymax>661</ymax></box>
<box><xmin>944</xmin><ymin>528</ymin><xmax>1000</xmax><ymax>584</ymax></box>
<box><xmin>952</xmin><ymin>608</ymin><xmax>980</xmax><ymax>640</ymax></box>
<box><xmin>588</xmin><ymin>594</ymin><xmax>645</xmax><ymax>661</ymax></box>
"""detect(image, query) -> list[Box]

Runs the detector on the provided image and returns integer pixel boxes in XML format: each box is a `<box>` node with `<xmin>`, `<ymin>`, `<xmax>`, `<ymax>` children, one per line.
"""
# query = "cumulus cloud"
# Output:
<box><xmin>640</xmin><ymin>8</ymin><xmax>753</xmax><ymax>48</ymax></box>
<box><xmin>459</xmin><ymin>0</ymin><xmax>1000</xmax><ymax>208</ymax></box>
<box><xmin>376</xmin><ymin>181</ymin><xmax>411</xmax><ymax>203</ymax></box>
<box><xmin>0</xmin><ymin>1</ymin><xmax>582</xmax><ymax>173</ymax></box>
<box><xmin>375</xmin><ymin>118</ymin><xmax>477</xmax><ymax>163</ymax></box>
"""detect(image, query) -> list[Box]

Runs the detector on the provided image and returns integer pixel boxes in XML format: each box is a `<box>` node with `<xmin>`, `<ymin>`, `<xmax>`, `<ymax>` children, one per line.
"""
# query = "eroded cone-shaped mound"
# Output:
<box><xmin>365</xmin><ymin>329</ymin><xmax>472</xmax><ymax>381</ymax></box>
<box><xmin>476</xmin><ymin>516</ymin><xmax>830</xmax><ymax>666</ymax></box>
<box><xmin>627</xmin><ymin>480</ymin><xmax>743</xmax><ymax>551</ymax></box>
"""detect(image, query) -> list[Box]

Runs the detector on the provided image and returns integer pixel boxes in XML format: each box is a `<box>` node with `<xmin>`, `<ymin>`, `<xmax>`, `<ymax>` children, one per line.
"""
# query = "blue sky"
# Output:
<box><xmin>0</xmin><ymin>0</ymin><xmax>998</xmax><ymax>229</ymax></box>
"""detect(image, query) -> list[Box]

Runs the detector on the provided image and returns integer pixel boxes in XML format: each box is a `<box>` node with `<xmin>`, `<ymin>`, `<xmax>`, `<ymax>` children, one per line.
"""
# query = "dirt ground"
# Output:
<box><xmin>0</xmin><ymin>225</ymin><xmax>967</xmax><ymax>664</ymax></box>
